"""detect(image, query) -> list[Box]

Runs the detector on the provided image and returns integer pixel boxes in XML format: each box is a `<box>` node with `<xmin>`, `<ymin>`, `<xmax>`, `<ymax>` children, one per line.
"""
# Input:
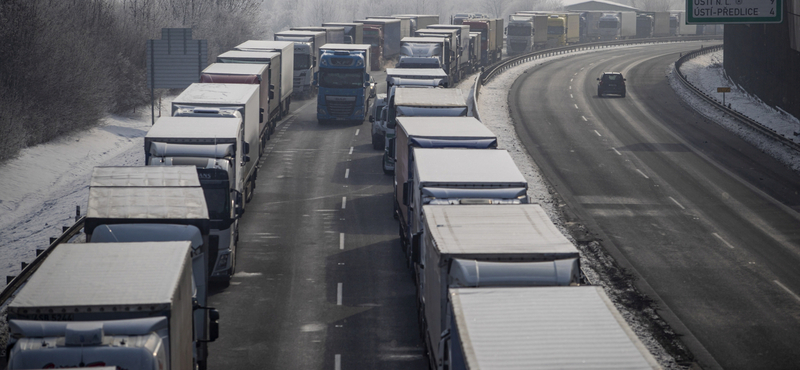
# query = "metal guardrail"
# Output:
<box><xmin>674</xmin><ymin>45</ymin><xmax>800</xmax><ymax>153</ymax></box>
<box><xmin>472</xmin><ymin>35</ymin><xmax>724</xmax><ymax>121</ymax></box>
<box><xmin>0</xmin><ymin>217</ymin><xmax>85</xmax><ymax>309</ymax></box>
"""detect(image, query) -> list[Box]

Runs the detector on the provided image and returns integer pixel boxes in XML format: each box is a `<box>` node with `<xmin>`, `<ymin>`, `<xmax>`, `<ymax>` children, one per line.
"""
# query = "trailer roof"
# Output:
<box><xmin>423</xmin><ymin>204</ymin><xmax>577</xmax><ymax>256</ymax></box>
<box><xmin>292</xmin><ymin>26</ymin><xmax>345</xmax><ymax>31</ymax></box>
<box><xmin>395</xmin><ymin>88</ymin><xmax>466</xmax><ymax>107</ymax></box>
<box><xmin>397</xmin><ymin>117</ymin><xmax>495</xmax><ymax>139</ymax></box>
<box><xmin>87</xmin><ymin>187</ymin><xmax>209</xmax><ymax>220</ymax></box>
<box><xmin>320</xmin><ymin>44</ymin><xmax>370</xmax><ymax>52</ymax></box>
<box><xmin>355</xmin><ymin>18</ymin><xmax>401</xmax><ymax>25</ymax></box>
<box><xmin>413</xmin><ymin>149</ymin><xmax>525</xmax><ymax>186</ymax></box>
<box><xmin>234</xmin><ymin>40</ymin><xmax>293</xmax><ymax>51</ymax></box>
<box><xmin>91</xmin><ymin>166</ymin><xmax>200</xmax><ymax>188</ymax></box>
<box><xmin>401</xmin><ymin>36</ymin><xmax>447</xmax><ymax>44</ymax></box>
<box><xmin>417</xmin><ymin>28</ymin><xmax>458</xmax><ymax>35</ymax></box>
<box><xmin>146</xmin><ymin>117</ymin><xmax>241</xmax><ymax>139</ymax></box>
<box><xmin>450</xmin><ymin>286</ymin><xmax>661</xmax><ymax>370</ymax></box>
<box><xmin>386</xmin><ymin>68</ymin><xmax>448</xmax><ymax>78</ymax></box>
<box><xmin>322</xmin><ymin>22</ymin><xmax>364</xmax><ymax>26</ymax></box>
<box><xmin>274</xmin><ymin>30</ymin><xmax>325</xmax><ymax>37</ymax></box>
<box><xmin>10</xmin><ymin>242</ymin><xmax>191</xmax><ymax>309</ymax></box>
<box><xmin>427</xmin><ymin>24</ymin><xmax>469</xmax><ymax>29</ymax></box>
<box><xmin>217</xmin><ymin>50</ymin><xmax>280</xmax><ymax>60</ymax></box>
<box><xmin>173</xmin><ymin>83</ymin><xmax>259</xmax><ymax>106</ymax></box>
<box><xmin>203</xmin><ymin>63</ymin><xmax>267</xmax><ymax>75</ymax></box>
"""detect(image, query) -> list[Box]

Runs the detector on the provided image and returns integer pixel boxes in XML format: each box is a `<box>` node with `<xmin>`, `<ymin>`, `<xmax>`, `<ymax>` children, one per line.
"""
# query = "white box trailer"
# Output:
<box><xmin>5</xmin><ymin>242</ymin><xmax>208</xmax><ymax>370</ymax></box>
<box><xmin>385</xmin><ymin>68</ymin><xmax>448</xmax><ymax>93</ymax></box>
<box><xmin>653</xmin><ymin>12</ymin><xmax>670</xmax><ymax>37</ymax></box>
<box><xmin>620</xmin><ymin>11</ymin><xmax>637</xmax><ymax>39</ymax></box>
<box><xmin>426</xmin><ymin>24</ymin><xmax>471</xmax><ymax>78</ymax></box>
<box><xmin>322</xmin><ymin>22</ymin><xmax>364</xmax><ymax>44</ymax></box>
<box><xmin>420</xmin><ymin>205</ymin><xmax>582</xmax><ymax>370</ymax></box>
<box><xmin>447</xmin><ymin>286</ymin><xmax>663</xmax><ymax>370</ymax></box>
<box><xmin>216</xmin><ymin>50</ymin><xmax>286</xmax><ymax>127</ymax></box>
<box><xmin>273</xmin><ymin>31</ymin><xmax>327</xmax><ymax>97</ymax></box>
<box><xmin>565</xmin><ymin>13</ymin><xmax>581</xmax><ymax>44</ymax></box>
<box><xmin>368</xmin><ymin>16</ymin><xmax>411</xmax><ymax>38</ymax></box>
<box><xmin>200</xmin><ymin>63</ymin><xmax>272</xmax><ymax>144</ymax></box>
<box><xmin>291</xmin><ymin>26</ymin><xmax>345</xmax><ymax>43</ymax></box>
<box><xmin>233</xmin><ymin>40</ymin><xmax>295</xmax><ymax>114</ymax></box>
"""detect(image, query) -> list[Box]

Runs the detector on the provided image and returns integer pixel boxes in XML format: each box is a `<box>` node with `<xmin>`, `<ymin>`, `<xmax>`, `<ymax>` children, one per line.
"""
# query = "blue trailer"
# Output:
<box><xmin>315</xmin><ymin>44</ymin><xmax>373</xmax><ymax>124</ymax></box>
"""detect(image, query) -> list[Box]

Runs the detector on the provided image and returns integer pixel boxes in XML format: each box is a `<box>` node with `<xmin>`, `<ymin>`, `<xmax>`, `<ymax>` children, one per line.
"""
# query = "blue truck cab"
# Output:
<box><xmin>316</xmin><ymin>44</ymin><xmax>372</xmax><ymax>124</ymax></box>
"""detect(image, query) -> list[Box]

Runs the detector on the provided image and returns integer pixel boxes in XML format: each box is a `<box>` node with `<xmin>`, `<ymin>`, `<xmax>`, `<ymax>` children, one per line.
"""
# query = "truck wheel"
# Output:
<box><xmin>245</xmin><ymin>179</ymin><xmax>254</xmax><ymax>203</ymax></box>
<box><xmin>372</xmin><ymin>134</ymin><xmax>382</xmax><ymax>150</ymax></box>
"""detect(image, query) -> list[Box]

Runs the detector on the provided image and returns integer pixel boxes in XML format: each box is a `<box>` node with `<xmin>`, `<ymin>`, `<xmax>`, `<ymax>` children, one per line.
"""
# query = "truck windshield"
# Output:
<box><xmin>599</xmin><ymin>20</ymin><xmax>619</xmax><ymax>28</ymax></box>
<box><xmin>319</xmin><ymin>68</ymin><xmax>363</xmax><ymax>89</ymax></box>
<box><xmin>548</xmin><ymin>26</ymin><xmax>565</xmax><ymax>34</ymax></box>
<box><xmin>295</xmin><ymin>54</ymin><xmax>311</xmax><ymax>69</ymax></box>
<box><xmin>396</xmin><ymin>106</ymin><xmax>468</xmax><ymax>117</ymax></box>
<box><xmin>202</xmin><ymin>182</ymin><xmax>231</xmax><ymax>220</ymax></box>
<box><xmin>507</xmin><ymin>25</ymin><xmax>531</xmax><ymax>36</ymax></box>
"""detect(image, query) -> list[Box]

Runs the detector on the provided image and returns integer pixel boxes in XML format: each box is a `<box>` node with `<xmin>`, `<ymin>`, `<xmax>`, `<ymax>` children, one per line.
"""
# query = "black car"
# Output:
<box><xmin>597</xmin><ymin>72</ymin><xmax>626</xmax><ymax>97</ymax></box>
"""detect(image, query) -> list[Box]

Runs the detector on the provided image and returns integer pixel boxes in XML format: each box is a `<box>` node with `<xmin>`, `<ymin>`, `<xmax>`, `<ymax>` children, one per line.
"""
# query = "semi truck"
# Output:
<box><xmin>580</xmin><ymin>11</ymin><xmax>604</xmax><ymax>42</ymax></box>
<box><xmin>5</xmin><ymin>242</ymin><xmax>219</xmax><ymax>370</ymax></box>
<box><xmin>419</xmin><ymin>205</ymin><xmax>582</xmax><ymax>369</ymax></box>
<box><xmin>547</xmin><ymin>14</ymin><xmax>567</xmax><ymax>47</ymax></box>
<box><xmin>468</xmin><ymin>32</ymin><xmax>480</xmax><ymax>71</ymax></box>
<box><xmin>82</xmin><ymin>168</ymin><xmax>215</xmax><ymax>369</ymax></box>
<box><xmin>445</xmin><ymin>287</ymin><xmax>663</xmax><ymax>370</ymax></box>
<box><xmin>170</xmin><ymin>83</ymin><xmax>259</xmax><ymax>200</ymax></box>
<box><xmin>462</xmin><ymin>18</ymin><xmax>503</xmax><ymax>64</ymax></box>
<box><xmin>145</xmin><ymin>118</ymin><xmax>247</xmax><ymax>282</ymax></box>
<box><xmin>200</xmin><ymin>63</ymin><xmax>273</xmax><ymax>143</ymax></box>
<box><xmin>506</xmin><ymin>14</ymin><xmax>535</xmax><ymax>55</ymax></box>
<box><xmin>426</xmin><ymin>25</ymin><xmax>471</xmax><ymax>79</ymax></box>
<box><xmin>565</xmin><ymin>12</ymin><xmax>581</xmax><ymax>44</ymax></box>
<box><xmin>316</xmin><ymin>44</ymin><xmax>372</xmax><ymax>124</ymax></box>
<box><xmin>398</xmin><ymin>148</ymin><xmax>528</xmax><ymax>257</ymax></box>
<box><xmin>385</xmin><ymin>68</ymin><xmax>448</xmax><ymax>93</ymax></box>
<box><xmin>273</xmin><ymin>30</ymin><xmax>327</xmax><ymax>98</ymax></box>
<box><xmin>414</xmin><ymin>28</ymin><xmax>461</xmax><ymax>82</ymax></box>
<box><xmin>216</xmin><ymin>50</ymin><xmax>286</xmax><ymax>129</ymax></box>
<box><xmin>384</xmin><ymin>88</ymin><xmax>469</xmax><ymax>174</ymax></box>
<box><xmin>598</xmin><ymin>13</ymin><xmax>620</xmax><ymax>41</ymax></box>
<box><xmin>636</xmin><ymin>14</ymin><xmax>654</xmax><ymax>38</ymax></box>
<box><xmin>391</xmin><ymin>14</ymin><xmax>440</xmax><ymax>34</ymax></box>
<box><xmin>362</xmin><ymin>24</ymin><xmax>384</xmax><ymax>70</ymax></box>
<box><xmin>652</xmin><ymin>12</ymin><xmax>671</xmax><ymax>37</ymax></box>
<box><xmin>368</xmin><ymin>16</ymin><xmax>411</xmax><ymax>38</ymax></box>
<box><xmin>322</xmin><ymin>22</ymin><xmax>364</xmax><ymax>44</ymax></box>
<box><xmin>400</xmin><ymin>37</ymin><xmax>455</xmax><ymax>83</ymax></box>
<box><xmin>231</xmin><ymin>40</ymin><xmax>294</xmax><ymax>118</ymax></box>
<box><xmin>291</xmin><ymin>26</ymin><xmax>345</xmax><ymax>43</ymax></box>
<box><xmin>356</xmin><ymin>18</ymin><xmax>402</xmax><ymax>60</ymax></box>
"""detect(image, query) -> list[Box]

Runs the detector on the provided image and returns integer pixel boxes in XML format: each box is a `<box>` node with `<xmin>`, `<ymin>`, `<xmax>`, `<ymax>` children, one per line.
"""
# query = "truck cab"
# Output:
<box><xmin>315</xmin><ymin>44</ymin><xmax>372</xmax><ymax>124</ymax></box>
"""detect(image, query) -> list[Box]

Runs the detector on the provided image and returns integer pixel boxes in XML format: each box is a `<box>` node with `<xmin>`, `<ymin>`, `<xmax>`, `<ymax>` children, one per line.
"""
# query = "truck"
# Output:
<box><xmin>419</xmin><ymin>205</ymin><xmax>583</xmax><ymax>369</ymax></box>
<box><xmin>636</xmin><ymin>14</ymin><xmax>654</xmax><ymax>38</ymax></box>
<box><xmin>414</xmin><ymin>28</ymin><xmax>461</xmax><ymax>82</ymax></box>
<box><xmin>462</xmin><ymin>18</ymin><xmax>503</xmax><ymax>65</ymax></box>
<box><xmin>82</xmin><ymin>168</ymin><xmax>216</xmax><ymax>369</ymax></box>
<box><xmin>384</xmin><ymin>88</ymin><xmax>469</xmax><ymax>174</ymax></box>
<box><xmin>674</xmin><ymin>11</ymin><xmax>697</xmax><ymax>35</ymax></box>
<box><xmin>362</xmin><ymin>24</ymin><xmax>384</xmax><ymax>70</ymax></box>
<box><xmin>426</xmin><ymin>25</ymin><xmax>471</xmax><ymax>79</ymax></box>
<box><xmin>145</xmin><ymin>118</ymin><xmax>247</xmax><ymax>282</ymax></box>
<box><xmin>356</xmin><ymin>18</ymin><xmax>402</xmax><ymax>60</ymax></box>
<box><xmin>565</xmin><ymin>12</ymin><xmax>581</xmax><ymax>44</ymax></box>
<box><xmin>273</xmin><ymin>30</ymin><xmax>327</xmax><ymax>98</ymax></box>
<box><xmin>231</xmin><ymin>40</ymin><xmax>294</xmax><ymax>118</ymax></box>
<box><xmin>398</xmin><ymin>148</ymin><xmax>528</xmax><ymax>258</ymax></box>
<box><xmin>215</xmin><ymin>50</ymin><xmax>285</xmax><ymax>129</ymax></box>
<box><xmin>291</xmin><ymin>26</ymin><xmax>345</xmax><ymax>43</ymax></box>
<box><xmin>580</xmin><ymin>11</ymin><xmax>605</xmax><ymax>42</ymax></box>
<box><xmin>315</xmin><ymin>44</ymin><xmax>372</xmax><ymax>124</ymax></box>
<box><xmin>5</xmin><ymin>242</ymin><xmax>218</xmax><ymax>370</ymax></box>
<box><xmin>445</xmin><ymin>286</ymin><xmax>663</xmax><ymax>370</ymax></box>
<box><xmin>400</xmin><ymin>37</ymin><xmax>455</xmax><ymax>83</ymax></box>
<box><xmin>385</xmin><ymin>68</ymin><xmax>448</xmax><ymax>93</ymax></box>
<box><xmin>170</xmin><ymin>83</ymin><xmax>259</xmax><ymax>199</ymax></box>
<box><xmin>322</xmin><ymin>22</ymin><xmax>364</xmax><ymax>44</ymax></box>
<box><xmin>546</xmin><ymin>14</ymin><xmax>566</xmax><ymax>47</ymax></box>
<box><xmin>506</xmin><ymin>14</ymin><xmax>535</xmax><ymax>55</ymax></box>
<box><xmin>393</xmin><ymin>116</ymin><xmax>497</xmax><ymax>243</ymax></box>
<box><xmin>391</xmin><ymin>14</ymin><xmax>440</xmax><ymax>34</ymax></box>
<box><xmin>200</xmin><ymin>63</ymin><xmax>273</xmax><ymax>144</ymax></box>
<box><xmin>368</xmin><ymin>16</ymin><xmax>411</xmax><ymax>38</ymax></box>
<box><xmin>598</xmin><ymin>13</ymin><xmax>620</xmax><ymax>41</ymax></box>
<box><xmin>620</xmin><ymin>11</ymin><xmax>637</xmax><ymax>39</ymax></box>
<box><xmin>652</xmin><ymin>11</ymin><xmax>671</xmax><ymax>37</ymax></box>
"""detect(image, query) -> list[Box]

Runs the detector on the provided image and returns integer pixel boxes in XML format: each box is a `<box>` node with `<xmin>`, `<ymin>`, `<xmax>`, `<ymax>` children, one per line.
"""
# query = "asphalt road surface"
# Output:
<box><xmin>208</xmin><ymin>72</ymin><xmax>428</xmax><ymax>369</ymax></box>
<box><xmin>508</xmin><ymin>41</ymin><xmax>800</xmax><ymax>370</ymax></box>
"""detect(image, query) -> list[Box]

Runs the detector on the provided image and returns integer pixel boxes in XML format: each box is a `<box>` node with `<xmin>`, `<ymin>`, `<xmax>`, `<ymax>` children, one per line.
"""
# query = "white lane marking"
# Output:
<box><xmin>612</xmin><ymin>147</ymin><xmax>622</xmax><ymax>156</ymax></box>
<box><xmin>335</xmin><ymin>354</ymin><xmax>341</xmax><ymax>370</ymax></box>
<box><xmin>636</xmin><ymin>169</ymin><xmax>649</xmax><ymax>179</ymax></box>
<box><xmin>340</xmin><ymin>233</ymin><xmax>345</xmax><ymax>250</ymax></box>
<box><xmin>775</xmin><ymin>280</ymin><xmax>800</xmax><ymax>303</ymax></box>
<box><xmin>712</xmin><ymin>233</ymin><xmax>735</xmax><ymax>249</ymax></box>
<box><xmin>349</xmin><ymin>147</ymin><xmax>353</xmax><ymax>155</ymax></box>
<box><xmin>342</xmin><ymin>197</ymin><xmax>347</xmax><ymax>209</ymax></box>
<box><xmin>574</xmin><ymin>104</ymin><xmax>579</xmax><ymax>109</ymax></box>
<box><xmin>569</xmin><ymin>86</ymin><xmax>572</xmax><ymax>90</ymax></box>
<box><xmin>669</xmin><ymin>196</ymin><xmax>686</xmax><ymax>210</ymax></box>
<box><xmin>355</xmin><ymin>129</ymin><xmax>360</xmax><ymax>136</ymax></box>
<box><xmin>345</xmin><ymin>169</ymin><xmax>350</xmax><ymax>179</ymax></box>
<box><xmin>582</xmin><ymin>116</ymin><xmax>587</xmax><ymax>121</ymax></box>
<box><xmin>337</xmin><ymin>283</ymin><xmax>343</xmax><ymax>305</ymax></box>
<box><xmin>574</xmin><ymin>72</ymin><xmax>578</xmax><ymax>76</ymax></box>
<box><xmin>570</xmin><ymin>94</ymin><xmax>574</xmax><ymax>99</ymax></box>
<box><xmin>570</xmin><ymin>78</ymin><xmax>573</xmax><ymax>82</ymax></box>
<box><xmin>594</xmin><ymin>130</ymin><xmax>602</xmax><ymax>137</ymax></box>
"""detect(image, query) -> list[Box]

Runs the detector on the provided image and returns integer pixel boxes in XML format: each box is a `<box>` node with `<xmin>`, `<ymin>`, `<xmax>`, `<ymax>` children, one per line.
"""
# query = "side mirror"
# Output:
<box><xmin>369</xmin><ymin>115</ymin><xmax>375</xmax><ymax>123</ymax></box>
<box><xmin>411</xmin><ymin>233</ymin><xmax>422</xmax><ymax>265</ymax></box>
<box><xmin>243</xmin><ymin>155</ymin><xmax>251</xmax><ymax>163</ymax></box>
<box><xmin>596</xmin><ymin>78</ymin><xmax>600</xmax><ymax>81</ymax></box>
<box><xmin>260</xmin><ymin>108</ymin><xmax>264</xmax><ymax>123</ymax></box>
<box><xmin>209</xmin><ymin>309</ymin><xmax>220</xmax><ymax>342</ymax></box>
<box><xmin>243</xmin><ymin>141</ymin><xmax>250</xmax><ymax>155</ymax></box>
<box><xmin>234</xmin><ymin>191</ymin><xmax>244</xmax><ymax>217</ymax></box>
<box><xmin>402</xmin><ymin>182</ymin><xmax>410</xmax><ymax>206</ymax></box>
<box><xmin>269</xmin><ymin>90</ymin><xmax>275</xmax><ymax>99</ymax></box>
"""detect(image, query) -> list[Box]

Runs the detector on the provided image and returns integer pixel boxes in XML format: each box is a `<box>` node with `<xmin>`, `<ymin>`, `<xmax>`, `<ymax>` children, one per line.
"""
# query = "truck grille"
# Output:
<box><xmin>326</xmin><ymin>96</ymin><xmax>356</xmax><ymax>117</ymax></box>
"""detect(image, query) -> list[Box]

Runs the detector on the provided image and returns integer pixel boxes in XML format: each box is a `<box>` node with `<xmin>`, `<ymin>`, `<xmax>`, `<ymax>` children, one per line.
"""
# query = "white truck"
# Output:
<box><xmin>506</xmin><ymin>14</ymin><xmax>535</xmax><ymax>55</ymax></box>
<box><xmin>385</xmin><ymin>68</ymin><xmax>448</xmax><ymax>93</ymax></box>
<box><xmin>652</xmin><ymin>12</ymin><xmax>671</xmax><ymax>37</ymax></box>
<box><xmin>170</xmin><ymin>83</ymin><xmax>259</xmax><ymax>201</ymax></box>
<box><xmin>232</xmin><ymin>40</ymin><xmax>295</xmax><ymax>117</ymax></box>
<box><xmin>82</xmin><ymin>166</ymin><xmax>216</xmax><ymax>369</ymax></box>
<box><xmin>273</xmin><ymin>31</ymin><xmax>327</xmax><ymax>98</ymax></box>
<box><xmin>384</xmin><ymin>88</ymin><xmax>469</xmax><ymax>174</ymax></box>
<box><xmin>400</xmin><ymin>37</ymin><xmax>454</xmax><ymax>82</ymax></box>
<box><xmin>426</xmin><ymin>25</ymin><xmax>471</xmax><ymax>78</ymax></box>
<box><xmin>5</xmin><ymin>242</ymin><xmax>217</xmax><ymax>370</ymax></box>
<box><xmin>445</xmin><ymin>286</ymin><xmax>663</xmax><ymax>370</ymax></box>
<box><xmin>322</xmin><ymin>22</ymin><xmax>364</xmax><ymax>44</ymax></box>
<box><xmin>145</xmin><ymin>118</ymin><xmax>247</xmax><ymax>282</ymax></box>
<box><xmin>414</xmin><ymin>29</ymin><xmax>461</xmax><ymax>82</ymax></box>
<box><xmin>419</xmin><ymin>205</ymin><xmax>583</xmax><ymax>370</ymax></box>
<box><xmin>291</xmin><ymin>26</ymin><xmax>345</xmax><ymax>43</ymax></box>
<box><xmin>391</xmin><ymin>14</ymin><xmax>440</xmax><ymax>34</ymax></box>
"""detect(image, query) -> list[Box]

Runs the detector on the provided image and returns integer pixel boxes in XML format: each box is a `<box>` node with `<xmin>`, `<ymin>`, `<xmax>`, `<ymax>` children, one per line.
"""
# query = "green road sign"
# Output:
<box><xmin>687</xmin><ymin>0</ymin><xmax>783</xmax><ymax>24</ymax></box>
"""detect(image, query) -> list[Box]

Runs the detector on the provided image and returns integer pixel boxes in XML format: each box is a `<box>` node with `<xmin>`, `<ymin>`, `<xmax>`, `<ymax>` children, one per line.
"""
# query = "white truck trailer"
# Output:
<box><xmin>414</xmin><ymin>29</ymin><xmax>461</xmax><ymax>82</ymax></box>
<box><xmin>216</xmin><ymin>50</ymin><xmax>285</xmax><ymax>129</ymax></box>
<box><xmin>426</xmin><ymin>24</ymin><xmax>471</xmax><ymax>80</ymax></box>
<box><xmin>419</xmin><ymin>205</ymin><xmax>583</xmax><ymax>370</ymax></box>
<box><xmin>145</xmin><ymin>118</ymin><xmax>247</xmax><ymax>282</ymax></box>
<box><xmin>400</xmin><ymin>37</ymin><xmax>454</xmax><ymax>82</ymax></box>
<box><xmin>233</xmin><ymin>40</ymin><xmax>295</xmax><ymax>116</ymax></box>
<box><xmin>5</xmin><ymin>242</ymin><xmax>216</xmax><ymax>370</ymax></box>
<box><xmin>653</xmin><ymin>12</ymin><xmax>671</xmax><ymax>37</ymax></box>
<box><xmin>446</xmin><ymin>286</ymin><xmax>662</xmax><ymax>370</ymax></box>
<box><xmin>322</xmin><ymin>22</ymin><xmax>364</xmax><ymax>44</ymax></box>
<box><xmin>273</xmin><ymin>31</ymin><xmax>327</xmax><ymax>98</ymax></box>
<box><xmin>291</xmin><ymin>26</ymin><xmax>345</xmax><ymax>43</ymax></box>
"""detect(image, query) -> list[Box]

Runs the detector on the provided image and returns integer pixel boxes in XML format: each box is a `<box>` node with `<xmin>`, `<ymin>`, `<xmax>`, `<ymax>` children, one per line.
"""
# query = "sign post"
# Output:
<box><xmin>717</xmin><ymin>87</ymin><xmax>731</xmax><ymax>105</ymax></box>
<box><xmin>687</xmin><ymin>0</ymin><xmax>783</xmax><ymax>24</ymax></box>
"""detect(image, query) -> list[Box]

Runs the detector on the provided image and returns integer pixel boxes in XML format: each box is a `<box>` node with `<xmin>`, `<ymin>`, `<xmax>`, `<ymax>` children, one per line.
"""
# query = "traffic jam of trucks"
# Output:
<box><xmin>0</xmin><ymin>6</ymin><xmax>704</xmax><ymax>368</ymax></box>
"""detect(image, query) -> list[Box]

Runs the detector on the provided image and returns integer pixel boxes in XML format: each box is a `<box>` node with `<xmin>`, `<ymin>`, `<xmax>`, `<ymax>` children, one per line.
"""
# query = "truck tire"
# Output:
<box><xmin>372</xmin><ymin>134</ymin><xmax>382</xmax><ymax>150</ymax></box>
<box><xmin>245</xmin><ymin>178</ymin><xmax>254</xmax><ymax>203</ymax></box>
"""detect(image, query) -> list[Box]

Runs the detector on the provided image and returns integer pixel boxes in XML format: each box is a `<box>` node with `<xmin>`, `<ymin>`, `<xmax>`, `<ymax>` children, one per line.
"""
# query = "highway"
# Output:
<box><xmin>208</xmin><ymin>72</ymin><xmax>428</xmax><ymax>369</ymax></box>
<box><xmin>508</xmin><ymin>41</ymin><xmax>800</xmax><ymax>370</ymax></box>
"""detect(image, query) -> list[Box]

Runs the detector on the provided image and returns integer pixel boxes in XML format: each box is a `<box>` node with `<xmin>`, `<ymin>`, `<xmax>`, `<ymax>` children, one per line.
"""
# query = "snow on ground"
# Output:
<box><xmin>0</xmin><ymin>97</ymin><xmax>175</xmax><ymax>279</ymax></box>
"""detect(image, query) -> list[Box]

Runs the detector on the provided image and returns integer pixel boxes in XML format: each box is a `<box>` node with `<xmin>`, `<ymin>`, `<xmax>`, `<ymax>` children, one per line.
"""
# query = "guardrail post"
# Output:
<box><xmin>6</xmin><ymin>276</ymin><xmax>15</xmax><ymax>285</ymax></box>
<box><xmin>75</xmin><ymin>205</ymin><xmax>80</xmax><ymax>222</ymax></box>
<box><xmin>36</xmin><ymin>249</ymin><xmax>45</xmax><ymax>256</ymax></box>
<box><xmin>50</xmin><ymin>237</ymin><xmax>57</xmax><ymax>244</ymax></box>
<box><xmin>63</xmin><ymin>226</ymin><xmax>69</xmax><ymax>233</ymax></box>
<box><xmin>21</xmin><ymin>262</ymin><xmax>28</xmax><ymax>270</ymax></box>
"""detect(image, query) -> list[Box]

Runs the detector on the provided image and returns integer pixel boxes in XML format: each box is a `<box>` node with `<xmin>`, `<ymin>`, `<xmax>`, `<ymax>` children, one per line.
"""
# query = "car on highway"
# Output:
<box><xmin>597</xmin><ymin>72</ymin><xmax>626</xmax><ymax>97</ymax></box>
